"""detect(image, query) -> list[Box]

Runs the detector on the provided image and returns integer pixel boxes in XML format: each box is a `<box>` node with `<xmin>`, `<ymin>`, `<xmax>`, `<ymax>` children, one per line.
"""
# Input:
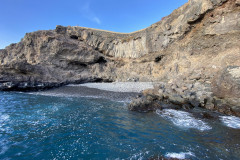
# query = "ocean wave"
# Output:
<box><xmin>165</xmin><ymin>151</ymin><xmax>195</xmax><ymax>159</ymax></box>
<box><xmin>220</xmin><ymin>116</ymin><xmax>240</xmax><ymax>129</ymax></box>
<box><xmin>156</xmin><ymin>109</ymin><xmax>212</xmax><ymax>131</ymax></box>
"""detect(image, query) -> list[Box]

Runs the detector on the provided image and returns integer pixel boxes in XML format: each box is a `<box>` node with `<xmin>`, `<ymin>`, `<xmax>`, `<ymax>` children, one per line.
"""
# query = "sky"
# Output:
<box><xmin>0</xmin><ymin>0</ymin><xmax>188</xmax><ymax>49</ymax></box>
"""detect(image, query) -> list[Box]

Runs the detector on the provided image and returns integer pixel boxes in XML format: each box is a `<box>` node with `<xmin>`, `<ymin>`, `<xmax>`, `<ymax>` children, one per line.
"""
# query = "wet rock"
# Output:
<box><xmin>200</xmin><ymin>112</ymin><xmax>215</xmax><ymax>119</ymax></box>
<box><xmin>200</xmin><ymin>112</ymin><xmax>216</xmax><ymax>119</ymax></box>
<box><xmin>0</xmin><ymin>81</ymin><xmax>65</xmax><ymax>91</ymax></box>
<box><xmin>0</xmin><ymin>0</ymin><xmax>240</xmax><ymax>118</ymax></box>
<box><xmin>128</xmin><ymin>87</ymin><xmax>196</xmax><ymax>113</ymax></box>
<box><xmin>189</xmin><ymin>99</ymin><xmax>201</xmax><ymax>108</ymax></box>
<box><xmin>157</xmin><ymin>101</ymin><xmax>181</xmax><ymax>110</ymax></box>
<box><xmin>129</xmin><ymin>72</ymin><xmax>240</xmax><ymax>117</ymax></box>
<box><xmin>168</xmin><ymin>94</ymin><xmax>187</xmax><ymax>105</ymax></box>
<box><xmin>128</xmin><ymin>96</ymin><xmax>162</xmax><ymax>113</ymax></box>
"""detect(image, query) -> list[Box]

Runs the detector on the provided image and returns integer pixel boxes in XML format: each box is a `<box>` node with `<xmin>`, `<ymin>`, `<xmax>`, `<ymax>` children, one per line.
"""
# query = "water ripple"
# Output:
<box><xmin>0</xmin><ymin>92</ymin><xmax>239</xmax><ymax>160</ymax></box>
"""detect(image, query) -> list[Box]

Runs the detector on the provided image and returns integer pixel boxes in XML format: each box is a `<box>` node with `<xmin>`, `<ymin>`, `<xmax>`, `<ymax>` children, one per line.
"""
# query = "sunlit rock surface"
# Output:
<box><xmin>0</xmin><ymin>0</ymin><xmax>239</xmax><ymax>115</ymax></box>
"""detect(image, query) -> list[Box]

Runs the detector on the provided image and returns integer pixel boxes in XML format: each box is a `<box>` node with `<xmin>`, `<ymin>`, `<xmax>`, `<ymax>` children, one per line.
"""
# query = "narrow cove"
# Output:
<box><xmin>0</xmin><ymin>88</ymin><xmax>240</xmax><ymax>160</ymax></box>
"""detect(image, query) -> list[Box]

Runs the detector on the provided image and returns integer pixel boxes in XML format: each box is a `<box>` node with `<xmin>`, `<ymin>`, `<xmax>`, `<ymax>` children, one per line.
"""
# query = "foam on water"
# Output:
<box><xmin>156</xmin><ymin>109</ymin><xmax>212</xmax><ymax>131</ymax></box>
<box><xmin>0</xmin><ymin>113</ymin><xmax>11</xmax><ymax>155</ymax></box>
<box><xmin>220</xmin><ymin>116</ymin><xmax>240</xmax><ymax>129</ymax></box>
<box><xmin>128</xmin><ymin>151</ymin><xmax>150</xmax><ymax>160</ymax></box>
<box><xmin>1</xmin><ymin>92</ymin><xmax>240</xmax><ymax>159</ymax></box>
<box><xmin>0</xmin><ymin>114</ymin><xmax>10</xmax><ymax>132</ymax></box>
<box><xmin>165</xmin><ymin>151</ymin><xmax>195</xmax><ymax>159</ymax></box>
<box><xmin>0</xmin><ymin>114</ymin><xmax>9</xmax><ymax>121</ymax></box>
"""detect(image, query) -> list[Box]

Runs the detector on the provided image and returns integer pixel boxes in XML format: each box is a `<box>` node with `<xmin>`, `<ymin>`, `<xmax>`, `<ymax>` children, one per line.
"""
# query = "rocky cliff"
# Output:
<box><xmin>0</xmin><ymin>0</ymin><xmax>240</xmax><ymax>115</ymax></box>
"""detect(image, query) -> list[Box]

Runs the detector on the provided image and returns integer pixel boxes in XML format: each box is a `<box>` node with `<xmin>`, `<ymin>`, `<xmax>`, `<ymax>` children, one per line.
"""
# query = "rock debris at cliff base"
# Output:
<box><xmin>0</xmin><ymin>0</ymin><xmax>240</xmax><ymax>116</ymax></box>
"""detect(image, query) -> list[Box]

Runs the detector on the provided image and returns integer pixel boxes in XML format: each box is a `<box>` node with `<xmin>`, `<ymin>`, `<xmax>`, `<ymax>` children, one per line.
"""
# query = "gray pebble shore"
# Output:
<box><xmin>68</xmin><ymin>82</ymin><xmax>155</xmax><ymax>93</ymax></box>
<box><xmin>31</xmin><ymin>82</ymin><xmax>155</xmax><ymax>102</ymax></box>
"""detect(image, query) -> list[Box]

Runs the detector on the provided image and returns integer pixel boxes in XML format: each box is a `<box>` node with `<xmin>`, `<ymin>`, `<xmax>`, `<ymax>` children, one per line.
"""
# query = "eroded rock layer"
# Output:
<box><xmin>0</xmin><ymin>0</ymin><xmax>240</xmax><ymax>115</ymax></box>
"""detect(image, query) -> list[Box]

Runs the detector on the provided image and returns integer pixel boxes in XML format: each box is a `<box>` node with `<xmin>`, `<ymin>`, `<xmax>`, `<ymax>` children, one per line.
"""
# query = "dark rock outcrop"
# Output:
<box><xmin>0</xmin><ymin>0</ymin><xmax>239</xmax><ymax>115</ymax></box>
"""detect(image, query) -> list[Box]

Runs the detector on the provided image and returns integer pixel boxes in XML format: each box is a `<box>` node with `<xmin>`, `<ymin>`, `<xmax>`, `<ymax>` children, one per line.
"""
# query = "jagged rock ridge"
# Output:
<box><xmin>0</xmin><ymin>0</ymin><xmax>240</xmax><ymax>116</ymax></box>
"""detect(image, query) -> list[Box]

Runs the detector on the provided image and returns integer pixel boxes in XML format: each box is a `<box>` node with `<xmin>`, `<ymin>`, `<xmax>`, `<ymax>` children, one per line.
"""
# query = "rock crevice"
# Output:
<box><xmin>0</xmin><ymin>0</ymin><xmax>240</xmax><ymax>116</ymax></box>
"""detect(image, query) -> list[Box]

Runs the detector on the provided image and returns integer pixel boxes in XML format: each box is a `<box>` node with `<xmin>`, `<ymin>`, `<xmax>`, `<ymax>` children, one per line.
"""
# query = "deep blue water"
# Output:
<box><xmin>0</xmin><ymin>92</ymin><xmax>240</xmax><ymax>160</ymax></box>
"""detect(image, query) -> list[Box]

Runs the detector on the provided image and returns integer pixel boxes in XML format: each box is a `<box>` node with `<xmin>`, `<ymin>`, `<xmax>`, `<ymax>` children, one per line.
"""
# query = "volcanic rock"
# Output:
<box><xmin>0</xmin><ymin>0</ymin><xmax>240</xmax><ymax>115</ymax></box>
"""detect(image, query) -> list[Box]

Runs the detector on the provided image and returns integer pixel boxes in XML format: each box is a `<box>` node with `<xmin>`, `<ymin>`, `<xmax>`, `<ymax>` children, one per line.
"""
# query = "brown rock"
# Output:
<box><xmin>212</xmin><ymin>66</ymin><xmax>240</xmax><ymax>99</ymax></box>
<box><xmin>0</xmin><ymin>0</ymin><xmax>240</xmax><ymax>117</ymax></box>
<box><xmin>236</xmin><ymin>0</ymin><xmax>240</xmax><ymax>6</ymax></box>
<box><xmin>127</xmin><ymin>96</ymin><xmax>162</xmax><ymax>113</ymax></box>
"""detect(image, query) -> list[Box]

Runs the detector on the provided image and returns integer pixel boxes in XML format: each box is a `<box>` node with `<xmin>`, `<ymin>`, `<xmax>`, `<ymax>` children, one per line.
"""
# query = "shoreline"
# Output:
<box><xmin>29</xmin><ymin>82</ymin><xmax>155</xmax><ymax>102</ymax></box>
<box><xmin>68</xmin><ymin>82</ymin><xmax>155</xmax><ymax>93</ymax></box>
<box><xmin>1</xmin><ymin>80</ymin><xmax>240</xmax><ymax>117</ymax></box>
<box><xmin>17</xmin><ymin>83</ymin><xmax>240</xmax><ymax>131</ymax></box>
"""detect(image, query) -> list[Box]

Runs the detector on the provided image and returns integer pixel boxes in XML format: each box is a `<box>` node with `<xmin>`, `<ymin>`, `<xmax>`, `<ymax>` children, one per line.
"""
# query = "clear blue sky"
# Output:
<box><xmin>0</xmin><ymin>0</ymin><xmax>187</xmax><ymax>49</ymax></box>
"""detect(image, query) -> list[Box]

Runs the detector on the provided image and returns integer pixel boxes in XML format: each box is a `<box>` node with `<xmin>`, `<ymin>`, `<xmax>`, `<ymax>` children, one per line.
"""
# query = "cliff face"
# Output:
<box><xmin>0</xmin><ymin>0</ymin><xmax>240</xmax><ymax>114</ymax></box>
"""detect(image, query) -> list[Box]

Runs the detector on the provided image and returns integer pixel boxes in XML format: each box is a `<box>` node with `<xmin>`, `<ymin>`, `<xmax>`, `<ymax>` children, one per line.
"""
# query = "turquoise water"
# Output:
<box><xmin>0</xmin><ymin>92</ymin><xmax>240</xmax><ymax>160</ymax></box>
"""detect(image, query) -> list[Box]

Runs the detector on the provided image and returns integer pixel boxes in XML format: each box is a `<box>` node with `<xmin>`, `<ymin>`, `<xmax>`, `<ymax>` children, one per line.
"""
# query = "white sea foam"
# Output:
<box><xmin>0</xmin><ymin>114</ymin><xmax>10</xmax><ymax>129</ymax></box>
<box><xmin>0</xmin><ymin>114</ymin><xmax>11</xmax><ymax>154</ymax></box>
<box><xmin>0</xmin><ymin>114</ymin><xmax>9</xmax><ymax>121</ymax></box>
<box><xmin>220</xmin><ymin>116</ymin><xmax>240</xmax><ymax>129</ymax></box>
<box><xmin>156</xmin><ymin>109</ymin><xmax>212</xmax><ymax>131</ymax></box>
<box><xmin>128</xmin><ymin>150</ymin><xmax>150</xmax><ymax>160</ymax></box>
<box><xmin>165</xmin><ymin>151</ymin><xmax>195</xmax><ymax>159</ymax></box>
<box><xmin>0</xmin><ymin>113</ymin><xmax>12</xmax><ymax>134</ymax></box>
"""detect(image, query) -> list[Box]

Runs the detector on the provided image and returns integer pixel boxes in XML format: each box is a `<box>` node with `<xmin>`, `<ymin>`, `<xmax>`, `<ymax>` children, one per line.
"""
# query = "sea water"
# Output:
<box><xmin>0</xmin><ymin>91</ymin><xmax>240</xmax><ymax>160</ymax></box>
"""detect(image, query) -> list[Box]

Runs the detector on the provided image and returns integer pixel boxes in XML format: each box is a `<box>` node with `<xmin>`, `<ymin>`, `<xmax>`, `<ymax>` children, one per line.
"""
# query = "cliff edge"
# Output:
<box><xmin>0</xmin><ymin>0</ymin><xmax>240</xmax><ymax>116</ymax></box>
